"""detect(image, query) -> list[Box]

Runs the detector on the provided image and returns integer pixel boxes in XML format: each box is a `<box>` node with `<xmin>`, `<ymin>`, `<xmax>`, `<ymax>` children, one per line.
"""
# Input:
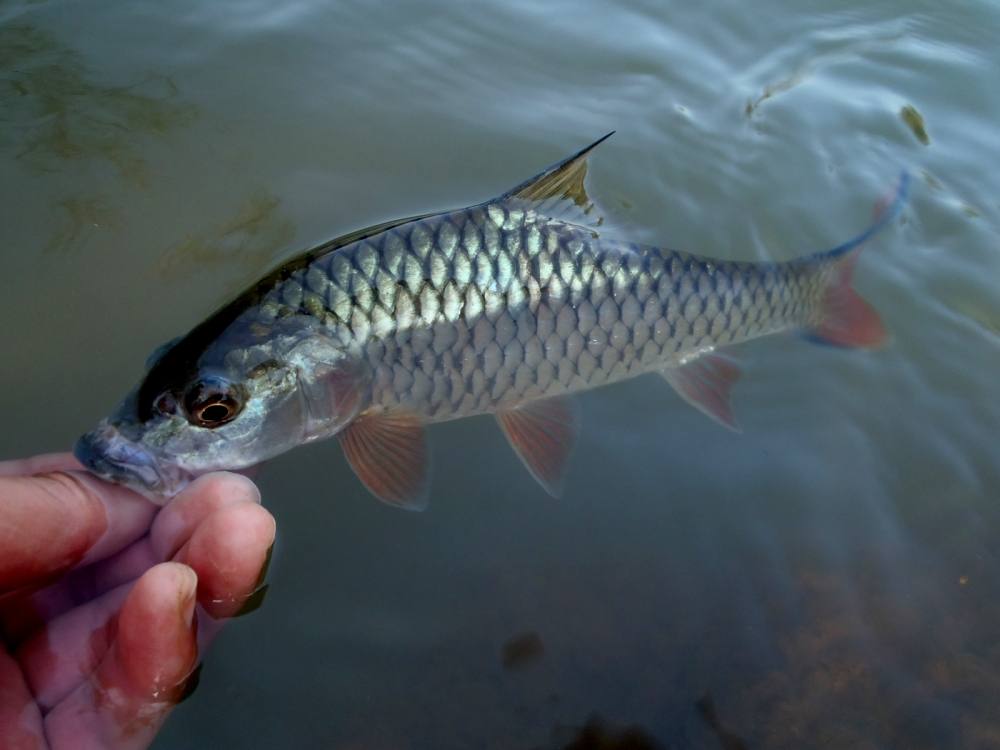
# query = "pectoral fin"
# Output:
<box><xmin>496</xmin><ymin>396</ymin><xmax>580</xmax><ymax>497</ymax></box>
<box><xmin>661</xmin><ymin>354</ymin><xmax>742</xmax><ymax>432</ymax></box>
<box><xmin>338</xmin><ymin>411</ymin><xmax>429</xmax><ymax>511</ymax></box>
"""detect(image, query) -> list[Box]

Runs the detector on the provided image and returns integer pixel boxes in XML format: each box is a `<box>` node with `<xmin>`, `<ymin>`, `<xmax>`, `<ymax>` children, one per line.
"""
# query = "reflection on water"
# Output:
<box><xmin>744</xmin><ymin>71</ymin><xmax>809</xmax><ymax>119</ymax></box>
<box><xmin>939</xmin><ymin>255</ymin><xmax>1000</xmax><ymax>338</ymax></box>
<box><xmin>743</xmin><ymin>31</ymin><xmax>903</xmax><ymax>119</ymax></box>
<box><xmin>155</xmin><ymin>192</ymin><xmax>296</xmax><ymax>290</ymax></box>
<box><xmin>945</xmin><ymin>298</ymin><xmax>1000</xmax><ymax>338</ymax></box>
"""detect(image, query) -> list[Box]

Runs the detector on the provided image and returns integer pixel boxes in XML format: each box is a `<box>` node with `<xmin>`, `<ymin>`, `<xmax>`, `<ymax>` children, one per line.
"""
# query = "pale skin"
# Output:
<box><xmin>0</xmin><ymin>453</ymin><xmax>275</xmax><ymax>749</ymax></box>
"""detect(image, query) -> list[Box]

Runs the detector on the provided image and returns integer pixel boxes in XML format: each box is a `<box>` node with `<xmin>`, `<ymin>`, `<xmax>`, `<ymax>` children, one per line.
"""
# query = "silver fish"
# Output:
<box><xmin>75</xmin><ymin>134</ymin><xmax>907</xmax><ymax>508</ymax></box>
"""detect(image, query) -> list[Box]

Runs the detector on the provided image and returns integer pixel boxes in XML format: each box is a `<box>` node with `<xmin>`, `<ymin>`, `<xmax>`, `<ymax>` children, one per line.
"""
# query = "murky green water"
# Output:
<box><xmin>3</xmin><ymin>0</ymin><xmax>999</xmax><ymax>747</ymax></box>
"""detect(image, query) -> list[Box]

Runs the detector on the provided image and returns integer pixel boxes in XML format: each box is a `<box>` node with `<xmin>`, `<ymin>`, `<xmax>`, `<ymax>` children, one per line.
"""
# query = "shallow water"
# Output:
<box><xmin>2</xmin><ymin>0</ymin><xmax>999</xmax><ymax>747</ymax></box>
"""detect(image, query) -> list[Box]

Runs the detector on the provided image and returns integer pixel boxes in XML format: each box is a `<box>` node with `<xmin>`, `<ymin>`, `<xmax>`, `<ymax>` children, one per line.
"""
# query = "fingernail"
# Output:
<box><xmin>176</xmin><ymin>565</ymin><xmax>198</xmax><ymax>629</ymax></box>
<box><xmin>233</xmin><ymin>583</ymin><xmax>270</xmax><ymax>618</ymax></box>
<box><xmin>175</xmin><ymin>663</ymin><xmax>203</xmax><ymax>704</ymax></box>
<box><xmin>255</xmin><ymin>542</ymin><xmax>275</xmax><ymax>588</ymax></box>
<box><xmin>232</xmin><ymin>541</ymin><xmax>274</xmax><ymax>619</ymax></box>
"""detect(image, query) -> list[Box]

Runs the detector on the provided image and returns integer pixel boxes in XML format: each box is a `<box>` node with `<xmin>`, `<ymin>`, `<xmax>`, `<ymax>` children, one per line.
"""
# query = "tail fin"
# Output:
<box><xmin>806</xmin><ymin>172</ymin><xmax>908</xmax><ymax>349</ymax></box>
<box><xmin>808</xmin><ymin>250</ymin><xmax>887</xmax><ymax>347</ymax></box>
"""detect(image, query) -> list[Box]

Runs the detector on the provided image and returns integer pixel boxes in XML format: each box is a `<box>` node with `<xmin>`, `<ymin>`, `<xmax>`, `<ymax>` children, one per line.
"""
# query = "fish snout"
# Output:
<box><xmin>74</xmin><ymin>423</ymin><xmax>166</xmax><ymax>496</ymax></box>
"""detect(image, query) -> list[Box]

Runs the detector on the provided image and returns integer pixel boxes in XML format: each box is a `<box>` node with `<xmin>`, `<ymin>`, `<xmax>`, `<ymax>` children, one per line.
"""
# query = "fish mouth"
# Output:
<box><xmin>74</xmin><ymin>422</ymin><xmax>186</xmax><ymax>500</ymax></box>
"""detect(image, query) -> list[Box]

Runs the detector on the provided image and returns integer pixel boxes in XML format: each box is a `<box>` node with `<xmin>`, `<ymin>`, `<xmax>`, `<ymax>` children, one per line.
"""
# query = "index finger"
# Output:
<box><xmin>0</xmin><ymin>470</ymin><xmax>155</xmax><ymax>593</ymax></box>
<box><xmin>0</xmin><ymin>452</ymin><xmax>82</xmax><ymax>477</ymax></box>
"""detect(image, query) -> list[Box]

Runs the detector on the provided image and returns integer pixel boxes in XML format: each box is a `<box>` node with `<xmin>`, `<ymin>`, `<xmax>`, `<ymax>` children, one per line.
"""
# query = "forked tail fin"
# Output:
<box><xmin>808</xmin><ymin>250</ymin><xmax>887</xmax><ymax>347</ymax></box>
<box><xmin>806</xmin><ymin>171</ymin><xmax>909</xmax><ymax>349</ymax></box>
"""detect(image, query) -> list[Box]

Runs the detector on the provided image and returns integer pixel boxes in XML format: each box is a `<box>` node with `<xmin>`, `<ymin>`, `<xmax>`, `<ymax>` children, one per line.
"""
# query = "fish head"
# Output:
<box><xmin>75</xmin><ymin>317</ymin><xmax>365</xmax><ymax>501</ymax></box>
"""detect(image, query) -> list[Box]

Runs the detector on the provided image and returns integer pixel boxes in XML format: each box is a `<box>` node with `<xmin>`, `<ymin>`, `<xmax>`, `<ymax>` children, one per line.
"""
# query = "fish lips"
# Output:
<box><xmin>74</xmin><ymin>423</ymin><xmax>183</xmax><ymax>501</ymax></box>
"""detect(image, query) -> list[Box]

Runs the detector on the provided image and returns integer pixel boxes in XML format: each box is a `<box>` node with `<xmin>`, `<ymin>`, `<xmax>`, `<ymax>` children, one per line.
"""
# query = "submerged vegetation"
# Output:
<box><xmin>0</xmin><ymin>23</ymin><xmax>196</xmax><ymax>183</ymax></box>
<box><xmin>43</xmin><ymin>194</ymin><xmax>118</xmax><ymax>255</ymax></box>
<box><xmin>0</xmin><ymin>22</ymin><xmax>197</xmax><ymax>256</ymax></box>
<box><xmin>154</xmin><ymin>191</ymin><xmax>296</xmax><ymax>289</ymax></box>
<box><xmin>900</xmin><ymin>104</ymin><xmax>930</xmax><ymax>145</ymax></box>
<box><xmin>899</xmin><ymin>104</ymin><xmax>931</xmax><ymax>146</ymax></box>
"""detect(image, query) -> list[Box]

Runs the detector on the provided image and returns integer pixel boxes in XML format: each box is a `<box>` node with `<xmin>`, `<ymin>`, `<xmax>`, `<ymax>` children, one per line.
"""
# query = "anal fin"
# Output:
<box><xmin>661</xmin><ymin>354</ymin><xmax>742</xmax><ymax>432</ymax></box>
<box><xmin>496</xmin><ymin>396</ymin><xmax>580</xmax><ymax>497</ymax></box>
<box><xmin>338</xmin><ymin>410</ymin><xmax>429</xmax><ymax>511</ymax></box>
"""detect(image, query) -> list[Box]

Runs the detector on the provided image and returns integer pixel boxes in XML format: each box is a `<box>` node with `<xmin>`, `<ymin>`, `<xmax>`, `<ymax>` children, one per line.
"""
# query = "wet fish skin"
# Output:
<box><xmin>75</xmin><ymin>134</ymin><xmax>906</xmax><ymax>507</ymax></box>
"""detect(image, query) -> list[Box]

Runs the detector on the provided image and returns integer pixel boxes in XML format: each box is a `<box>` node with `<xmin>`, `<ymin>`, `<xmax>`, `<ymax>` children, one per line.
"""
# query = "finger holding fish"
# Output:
<box><xmin>0</xmin><ymin>465</ymin><xmax>275</xmax><ymax>750</ymax></box>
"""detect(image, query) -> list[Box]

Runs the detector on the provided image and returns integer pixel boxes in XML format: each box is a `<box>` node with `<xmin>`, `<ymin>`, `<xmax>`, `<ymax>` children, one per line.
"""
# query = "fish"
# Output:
<box><xmin>74</xmin><ymin>134</ymin><xmax>908</xmax><ymax>509</ymax></box>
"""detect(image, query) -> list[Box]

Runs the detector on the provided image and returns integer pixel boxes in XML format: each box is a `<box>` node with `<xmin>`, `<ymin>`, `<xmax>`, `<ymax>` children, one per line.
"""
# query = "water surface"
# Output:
<box><xmin>2</xmin><ymin>0</ymin><xmax>999</xmax><ymax>747</ymax></box>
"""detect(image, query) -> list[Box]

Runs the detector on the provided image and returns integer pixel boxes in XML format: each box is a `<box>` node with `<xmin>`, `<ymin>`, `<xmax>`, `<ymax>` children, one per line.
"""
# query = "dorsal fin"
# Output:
<box><xmin>498</xmin><ymin>132</ymin><xmax>614</xmax><ymax>228</ymax></box>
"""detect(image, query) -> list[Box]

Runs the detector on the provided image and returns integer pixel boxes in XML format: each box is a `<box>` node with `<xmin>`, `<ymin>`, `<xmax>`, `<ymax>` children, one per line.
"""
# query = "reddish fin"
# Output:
<box><xmin>808</xmin><ymin>251</ymin><xmax>886</xmax><ymax>348</ymax></box>
<box><xmin>338</xmin><ymin>411</ymin><xmax>429</xmax><ymax>511</ymax></box>
<box><xmin>496</xmin><ymin>396</ymin><xmax>580</xmax><ymax>497</ymax></box>
<box><xmin>661</xmin><ymin>354</ymin><xmax>742</xmax><ymax>432</ymax></box>
<box><xmin>805</xmin><ymin>174</ymin><xmax>902</xmax><ymax>349</ymax></box>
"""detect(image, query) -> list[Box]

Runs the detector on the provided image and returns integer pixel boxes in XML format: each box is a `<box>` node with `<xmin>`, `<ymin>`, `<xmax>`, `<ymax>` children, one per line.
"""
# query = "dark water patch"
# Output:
<box><xmin>547</xmin><ymin>715</ymin><xmax>665</xmax><ymax>750</ymax></box>
<box><xmin>695</xmin><ymin>694</ymin><xmax>749</xmax><ymax>750</ymax></box>
<box><xmin>502</xmin><ymin>630</ymin><xmax>546</xmax><ymax>670</ymax></box>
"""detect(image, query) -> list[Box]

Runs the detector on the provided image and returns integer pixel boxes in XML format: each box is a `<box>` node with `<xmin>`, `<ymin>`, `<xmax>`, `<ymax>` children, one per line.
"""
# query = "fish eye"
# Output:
<box><xmin>183</xmin><ymin>378</ymin><xmax>245</xmax><ymax>428</ymax></box>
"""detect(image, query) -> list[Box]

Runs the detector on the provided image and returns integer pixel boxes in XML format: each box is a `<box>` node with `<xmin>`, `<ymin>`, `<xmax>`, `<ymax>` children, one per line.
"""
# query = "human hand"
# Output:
<box><xmin>0</xmin><ymin>453</ymin><xmax>275</xmax><ymax>750</ymax></box>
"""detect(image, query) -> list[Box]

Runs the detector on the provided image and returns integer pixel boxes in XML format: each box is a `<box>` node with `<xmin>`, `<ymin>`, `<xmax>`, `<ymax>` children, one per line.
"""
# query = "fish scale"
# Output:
<box><xmin>252</xmin><ymin>205</ymin><xmax>829</xmax><ymax>422</ymax></box>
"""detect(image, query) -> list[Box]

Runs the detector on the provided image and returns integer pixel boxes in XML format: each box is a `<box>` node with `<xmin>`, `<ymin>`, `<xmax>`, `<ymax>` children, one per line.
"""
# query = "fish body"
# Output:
<box><xmin>75</xmin><ymin>135</ymin><xmax>907</xmax><ymax>507</ymax></box>
<box><xmin>269</xmin><ymin>210</ymin><xmax>809</xmax><ymax>418</ymax></box>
